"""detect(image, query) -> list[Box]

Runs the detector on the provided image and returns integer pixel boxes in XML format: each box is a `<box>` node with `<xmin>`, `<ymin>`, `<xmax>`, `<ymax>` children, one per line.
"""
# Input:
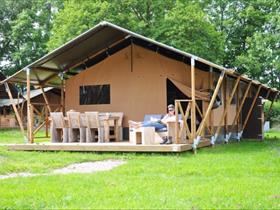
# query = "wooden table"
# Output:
<box><xmin>130</xmin><ymin>127</ymin><xmax>155</xmax><ymax>145</ymax></box>
<box><xmin>100</xmin><ymin>115</ymin><xmax>120</xmax><ymax>142</ymax></box>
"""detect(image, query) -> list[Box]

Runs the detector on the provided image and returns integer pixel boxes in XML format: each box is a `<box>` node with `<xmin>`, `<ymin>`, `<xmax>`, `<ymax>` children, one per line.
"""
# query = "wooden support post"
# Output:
<box><xmin>240</xmin><ymin>85</ymin><xmax>262</xmax><ymax>138</ymax></box>
<box><xmin>175</xmin><ymin>101</ymin><xmax>179</xmax><ymax>143</ymax></box>
<box><xmin>223</xmin><ymin>75</ymin><xmax>228</xmax><ymax>138</ymax></box>
<box><xmin>26</xmin><ymin>68</ymin><xmax>33</xmax><ymax>143</ymax></box>
<box><xmin>30</xmin><ymin>104</ymin><xmax>34</xmax><ymax>143</ymax></box>
<box><xmin>45</xmin><ymin>105</ymin><xmax>49</xmax><ymax>137</ymax></box>
<box><xmin>212</xmin><ymin>77</ymin><xmax>241</xmax><ymax>143</ymax></box>
<box><xmin>196</xmin><ymin>71</ymin><xmax>225</xmax><ymax>143</ymax></box>
<box><xmin>4</xmin><ymin>82</ymin><xmax>26</xmax><ymax>139</ymax></box>
<box><xmin>236</xmin><ymin>81</ymin><xmax>240</xmax><ymax>136</ymax></box>
<box><xmin>191</xmin><ymin>57</ymin><xmax>196</xmax><ymax>144</ymax></box>
<box><xmin>209</xmin><ymin>67</ymin><xmax>213</xmax><ymax>133</ymax></box>
<box><xmin>60</xmin><ymin>78</ymin><xmax>65</xmax><ymax>114</ymax></box>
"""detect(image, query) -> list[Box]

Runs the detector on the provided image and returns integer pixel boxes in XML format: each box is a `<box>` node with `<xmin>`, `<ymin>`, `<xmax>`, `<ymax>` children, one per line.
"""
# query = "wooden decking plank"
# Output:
<box><xmin>7</xmin><ymin>140</ymin><xmax>211</xmax><ymax>153</ymax></box>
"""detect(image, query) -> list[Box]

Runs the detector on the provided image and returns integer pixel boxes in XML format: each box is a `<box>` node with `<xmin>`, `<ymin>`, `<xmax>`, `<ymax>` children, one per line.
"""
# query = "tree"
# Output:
<box><xmin>235</xmin><ymin>11</ymin><xmax>280</xmax><ymax>89</ymax></box>
<box><xmin>0</xmin><ymin>0</ymin><xmax>63</xmax><ymax>75</ymax></box>
<box><xmin>200</xmin><ymin>0</ymin><xmax>280</xmax><ymax>88</ymax></box>
<box><xmin>153</xmin><ymin>2</ymin><xmax>224</xmax><ymax>64</ymax></box>
<box><xmin>47</xmin><ymin>0</ymin><xmax>224</xmax><ymax>64</ymax></box>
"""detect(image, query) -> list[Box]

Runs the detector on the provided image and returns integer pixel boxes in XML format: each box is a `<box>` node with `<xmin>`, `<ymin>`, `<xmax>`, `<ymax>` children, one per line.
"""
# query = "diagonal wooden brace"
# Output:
<box><xmin>238</xmin><ymin>85</ymin><xmax>262</xmax><ymax>140</ymax></box>
<box><xmin>4</xmin><ymin>82</ymin><xmax>26</xmax><ymax>140</ymax></box>
<box><xmin>227</xmin><ymin>81</ymin><xmax>252</xmax><ymax>139</ymax></box>
<box><xmin>212</xmin><ymin>76</ymin><xmax>241</xmax><ymax>144</ymax></box>
<box><xmin>195</xmin><ymin>70</ymin><xmax>225</xmax><ymax>148</ymax></box>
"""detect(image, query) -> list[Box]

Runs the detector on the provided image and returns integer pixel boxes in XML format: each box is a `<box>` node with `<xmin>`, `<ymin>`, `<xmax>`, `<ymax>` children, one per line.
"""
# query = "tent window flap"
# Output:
<box><xmin>79</xmin><ymin>84</ymin><xmax>110</xmax><ymax>105</ymax></box>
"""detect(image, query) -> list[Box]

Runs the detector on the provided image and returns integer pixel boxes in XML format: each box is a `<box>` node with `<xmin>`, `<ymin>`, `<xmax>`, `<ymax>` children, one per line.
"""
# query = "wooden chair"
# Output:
<box><xmin>108</xmin><ymin>112</ymin><xmax>124</xmax><ymax>141</ymax></box>
<box><xmin>67</xmin><ymin>111</ymin><xmax>81</xmax><ymax>143</ymax></box>
<box><xmin>79</xmin><ymin>113</ymin><xmax>87</xmax><ymax>143</ymax></box>
<box><xmin>50</xmin><ymin>112</ymin><xmax>68</xmax><ymax>143</ymax></box>
<box><xmin>85</xmin><ymin>112</ymin><xmax>104</xmax><ymax>143</ymax></box>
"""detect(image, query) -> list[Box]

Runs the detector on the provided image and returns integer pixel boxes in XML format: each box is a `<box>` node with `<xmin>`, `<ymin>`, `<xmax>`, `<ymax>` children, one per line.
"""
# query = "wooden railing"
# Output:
<box><xmin>174</xmin><ymin>99</ymin><xmax>192</xmax><ymax>143</ymax></box>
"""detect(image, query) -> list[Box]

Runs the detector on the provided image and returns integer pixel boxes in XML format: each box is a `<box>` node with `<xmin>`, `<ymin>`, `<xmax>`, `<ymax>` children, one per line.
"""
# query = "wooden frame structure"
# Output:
<box><xmin>0</xmin><ymin>21</ymin><xmax>278</xmax><ymax>153</ymax></box>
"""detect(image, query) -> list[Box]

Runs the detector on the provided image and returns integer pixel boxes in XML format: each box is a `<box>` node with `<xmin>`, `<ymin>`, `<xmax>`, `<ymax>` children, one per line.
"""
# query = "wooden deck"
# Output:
<box><xmin>7</xmin><ymin>140</ymin><xmax>211</xmax><ymax>153</ymax></box>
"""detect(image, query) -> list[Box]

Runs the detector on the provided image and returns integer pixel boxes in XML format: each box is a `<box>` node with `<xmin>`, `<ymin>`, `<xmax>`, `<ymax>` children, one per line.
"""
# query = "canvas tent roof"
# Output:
<box><xmin>0</xmin><ymin>21</ymin><xmax>278</xmax><ymax>100</ymax></box>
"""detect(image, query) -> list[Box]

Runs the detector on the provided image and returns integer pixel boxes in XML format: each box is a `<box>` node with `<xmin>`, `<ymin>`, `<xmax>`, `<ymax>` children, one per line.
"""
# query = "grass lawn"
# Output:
<box><xmin>0</xmin><ymin>129</ymin><xmax>279</xmax><ymax>209</ymax></box>
<box><xmin>0</xmin><ymin>128</ymin><xmax>49</xmax><ymax>144</ymax></box>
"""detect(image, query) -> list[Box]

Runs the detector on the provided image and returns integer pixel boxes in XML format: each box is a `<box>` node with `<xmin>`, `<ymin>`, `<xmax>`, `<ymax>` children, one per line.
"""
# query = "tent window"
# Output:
<box><xmin>166</xmin><ymin>79</ymin><xmax>190</xmax><ymax>111</ymax></box>
<box><xmin>79</xmin><ymin>84</ymin><xmax>110</xmax><ymax>105</ymax></box>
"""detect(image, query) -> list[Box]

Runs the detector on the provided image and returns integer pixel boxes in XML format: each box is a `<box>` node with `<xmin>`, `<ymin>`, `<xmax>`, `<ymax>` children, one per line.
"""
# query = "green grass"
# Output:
<box><xmin>0</xmin><ymin>129</ymin><xmax>279</xmax><ymax>209</ymax></box>
<box><xmin>0</xmin><ymin>128</ymin><xmax>49</xmax><ymax>144</ymax></box>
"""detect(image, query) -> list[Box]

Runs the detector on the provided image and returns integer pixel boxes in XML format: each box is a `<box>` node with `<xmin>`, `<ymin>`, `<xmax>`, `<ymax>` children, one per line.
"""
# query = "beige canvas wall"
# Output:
<box><xmin>65</xmin><ymin>44</ymin><xmax>239</xmax><ymax>127</ymax></box>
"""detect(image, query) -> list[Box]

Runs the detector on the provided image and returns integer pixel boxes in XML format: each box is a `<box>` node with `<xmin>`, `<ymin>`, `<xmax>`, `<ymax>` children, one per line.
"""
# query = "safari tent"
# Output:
<box><xmin>1</xmin><ymin>21</ymin><xmax>278</xmax><ymax>152</ymax></box>
<box><xmin>0</xmin><ymin>74</ymin><xmax>61</xmax><ymax>130</ymax></box>
<box><xmin>0</xmin><ymin>72</ymin><xmax>18</xmax><ymax>128</ymax></box>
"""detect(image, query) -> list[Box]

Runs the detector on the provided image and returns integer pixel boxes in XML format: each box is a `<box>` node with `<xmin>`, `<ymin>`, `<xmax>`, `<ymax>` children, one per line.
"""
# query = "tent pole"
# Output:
<box><xmin>191</xmin><ymin>57</ymin><xmax>196</xmax><ymax>145</ymax></box>
<box><xmin>209</xmin><ymin>67</ymin><xmax>213</xmax><ymax>134</ymax></box>
<box><xmin>60</xmin><ymin>78</ymin><xmax>65</xmax><ymax>114</ymax></box>
<box><xmin>224</xmin><ymin>75</ymin><xmax>228</xmax><ymax>140</ymax></box>
<box><xmin>45</xmin><ymin>105</ymin><xmax>49</xmax><ymax>137</ymax></box>
<box><xmin>175</xmin><ymin>100</ymin><xmax>179</xmax><ymax>143</ymax></box>
<box><xmin>26</xmin><ymin>68</ymin><xmax>33</xmax><ymax>143</ymax></box>
<box><xmin>236</xmin><ymin>81</ymin><xmax>240</xmax><ymax>138</ymax></box>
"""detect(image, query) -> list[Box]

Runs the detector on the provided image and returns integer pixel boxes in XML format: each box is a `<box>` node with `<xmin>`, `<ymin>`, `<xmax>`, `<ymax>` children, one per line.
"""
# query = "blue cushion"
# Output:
<box><xmin>143</xmin><ymin>114</ymin><xmax>163</xmax><ymax>123</ymax></box>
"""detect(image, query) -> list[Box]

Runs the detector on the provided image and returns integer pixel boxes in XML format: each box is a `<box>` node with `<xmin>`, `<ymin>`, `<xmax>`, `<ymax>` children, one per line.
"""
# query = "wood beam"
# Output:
<box><xmin>236</xmin><ymin>81</ymin><xmax>240</xmax><ymax>135</ymax></box>
<box><xmin>26</xmin><ymin>68</ymin><xmax>33</xmax><ymax>143</ymax></box>
<box><xmin>40</xmin><ymin>73</ymin><xmax>58</xmax><ymax>86</ymax></box>
<box><xmin>265</xmin><ymin>92</ymin><xmax>277</xmax><ymax>121</ymax></box>
<box><xmin>4</xmin><ymin>82</ymin><xmax>26</xmax><ymax>139</ymax></box>
<box><xmin>209</xmin><ymin>67</ymin><xmax>213</xmax><ymax>133</ymax></box>
<box><xmin>240</xmin><ymin>85</ymin><xmax>262</xmax><ymax>138</ymax></box>
<box><xmin>45</xmin><ymin>105</ymin><xmax>49</xmax><ymax>137</ymax></box>
<box><xmin>195</xmin><ymin>102</ymin><xmax>212</xmax><ymax>135</ymax></box>
<box><xmin>196</xmin><ymin>70</ymin><xmax>225</xmax><ymax>144</ymax></box>
<box><xmin>178</xmin><ymin>102</ymin><xmax>191</xmax><ymax>140</ymax></box>
<box><xmin>212</xmin><ymin>76</ymin><xmax>241</xmax><ymax>143</ymax></box>
<box><xmin>175</xmin><ymin>100</ymin><xmax>179</xmax><ymax>143</ymax></box>
<box><xmin>40</xmin><ymin>86</ymin><xmax>52</xmax><ymax>113</ymax></box>
<box><xmin>229</xmin><ymin>81</ymin><xmax>252</xmax><ymax>139</ymax></box>
<box><xmin>33</xmin><ymin>120</ymin><xmax>46</xmax><ymax>135</ymax></box>
<box><xmin>191</xmin><ymin>57</ymin><xmax>196</xmax><ymax>143</ymax></box>
<box><xmin>60</xmin><ymin>78</ymin><xmax>65</xmax><ymax>114</ymax></box>
<box><xmin>224</xmin><ymin>75</ymin><xmax>228</xmax><ymax>138</ymax></box>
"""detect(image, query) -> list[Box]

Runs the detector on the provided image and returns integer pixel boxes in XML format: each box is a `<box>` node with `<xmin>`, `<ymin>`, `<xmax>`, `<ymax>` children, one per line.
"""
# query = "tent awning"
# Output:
<box><xmin>169</xmin><ymin>78</ymin><xmax>210</xmax><ymax>101</ymax></box>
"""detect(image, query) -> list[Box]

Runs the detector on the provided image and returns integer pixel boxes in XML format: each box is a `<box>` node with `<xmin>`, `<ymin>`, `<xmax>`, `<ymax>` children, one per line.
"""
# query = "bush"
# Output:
<box><xmin>264</xmin><ymin>101</ymin><xmax>280</xmax><ymax>127</ymax></box>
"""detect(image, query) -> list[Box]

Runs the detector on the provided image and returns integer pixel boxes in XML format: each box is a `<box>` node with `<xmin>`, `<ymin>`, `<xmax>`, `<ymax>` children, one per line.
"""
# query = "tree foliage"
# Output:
<box><xmin>202</xmin><ymin>0</ymin><xmax>280</xmax><ymax>88</ymax></box>
<box><xmin>0</xmin><ymin>0</ymin><xmax>63</xmax><ymax>75</ymax></box>
<box><xmin>47</xmin><ymin>0</ymin><xmax>225</xmax><ymax>64</ymax></box>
